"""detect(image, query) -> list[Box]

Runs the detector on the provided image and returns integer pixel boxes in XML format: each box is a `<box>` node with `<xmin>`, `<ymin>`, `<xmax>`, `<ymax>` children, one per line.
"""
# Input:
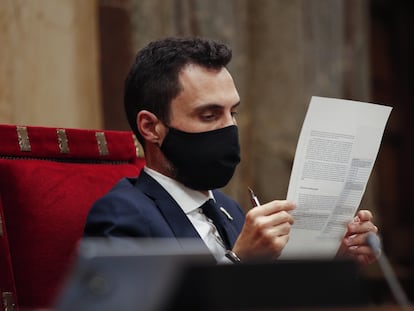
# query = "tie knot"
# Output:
<box><xmin>200</xmin><ymin>199</ymin><xmax>217</xmax><ymax>220</ymax></box>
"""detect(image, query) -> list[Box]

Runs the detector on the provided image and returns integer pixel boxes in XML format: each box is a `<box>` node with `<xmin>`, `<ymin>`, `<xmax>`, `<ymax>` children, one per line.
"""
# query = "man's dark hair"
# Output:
<box><xmin>124</xmin><ymin>37</ymin><xmax>232</xmax><ymax>148</ymax></box>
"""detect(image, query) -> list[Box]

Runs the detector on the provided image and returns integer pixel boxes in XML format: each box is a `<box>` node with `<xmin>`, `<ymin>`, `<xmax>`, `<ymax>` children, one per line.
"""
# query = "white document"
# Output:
<box><xmin>279</xmin><ymin>96</ymin><xmax>392</xmax><ymax>259</ymax></box>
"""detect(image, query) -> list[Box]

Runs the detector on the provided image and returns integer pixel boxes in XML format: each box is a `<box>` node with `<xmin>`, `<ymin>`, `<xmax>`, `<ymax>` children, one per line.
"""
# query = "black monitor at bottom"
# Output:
<box><xmin>167</xmin><ymin>259</ymin><xmax>372</xmax><ymax>310</ymax></box>
<box><xmin>55</xmin><ymin>238</ymin><xmax>373</xmax><ymax>311</ymax></box>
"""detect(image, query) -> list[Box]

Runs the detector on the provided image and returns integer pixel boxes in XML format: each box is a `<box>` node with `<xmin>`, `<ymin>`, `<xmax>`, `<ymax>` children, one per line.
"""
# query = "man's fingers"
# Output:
<box><xmin>348</xmin><ymin>221</ymin><xmax>378</xmax><ymax>235</ymax></box>
<box><xmin>269</xmin><ymin>210</ymin><xmax>294</xmax><ymax>226</ymax></box>
<box><xmin>253</xmin><ymin>200</ymin><xmax>296</xmax><ymax>216</ymax></box>
<box><xmin>344</xmin><ymin>231</ymin><xmax>378</xmax><ymax>247</ymax></box>
<box><xmin>356</xmin><ymin>209</ymin><xmax>373</xmax><ymax>221</ymax></box>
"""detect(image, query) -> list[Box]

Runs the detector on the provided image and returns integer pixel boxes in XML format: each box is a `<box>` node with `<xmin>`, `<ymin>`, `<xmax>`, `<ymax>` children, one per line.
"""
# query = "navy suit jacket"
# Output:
<box><xmin>84</xmin><ymin>171</ymin><xmax>246</xmax><ymax>249</ymax></box>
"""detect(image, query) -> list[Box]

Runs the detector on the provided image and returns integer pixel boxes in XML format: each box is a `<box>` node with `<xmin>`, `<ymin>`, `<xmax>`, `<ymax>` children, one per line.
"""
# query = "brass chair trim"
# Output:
<box><xmin>16</xmin><ymin>126</ymin><xmax>31</xmax><ymax>152</ymax></box>
<box><xmin>57</xmin><ymin>129</ymin><xmax>70</xmax><ymax>154</ymax></box>
<box><xmin>95</xmin><ymin>132</ymin><xmax>109</xmax><ymax>156</ymax></box>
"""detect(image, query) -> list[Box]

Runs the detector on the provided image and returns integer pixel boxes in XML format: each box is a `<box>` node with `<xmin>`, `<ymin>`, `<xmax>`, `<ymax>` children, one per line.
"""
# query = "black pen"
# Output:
<box><xmin>248</xmin><ymin>187</ymin><xmax>261</xmax><ymax>207</ymax></box>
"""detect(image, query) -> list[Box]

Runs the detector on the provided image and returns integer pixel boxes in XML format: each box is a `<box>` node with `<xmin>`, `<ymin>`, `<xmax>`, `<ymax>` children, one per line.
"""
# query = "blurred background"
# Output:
<box><xmin>1</xmin><ymin>0</ymin><xmax>413</xmax><ymax>303</ymax></box>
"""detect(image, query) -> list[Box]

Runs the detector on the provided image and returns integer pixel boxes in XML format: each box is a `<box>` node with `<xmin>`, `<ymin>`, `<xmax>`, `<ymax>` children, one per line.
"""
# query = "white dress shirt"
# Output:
<box><xmin>144</xmin><ymin>166</ymin><xmax>231</xmax><ymax>263</ymax></box>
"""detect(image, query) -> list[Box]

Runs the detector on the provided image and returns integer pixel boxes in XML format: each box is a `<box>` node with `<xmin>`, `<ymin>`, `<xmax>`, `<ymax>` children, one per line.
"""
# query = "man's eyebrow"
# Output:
<box><xmin>232</xmin><ymin>101</ymin><xmax>241</xmax><ymax>109</ymax></box>
<box><xmin>194</xmin><ymin>101</ymin><xmax>241</xmax><ymax>111</ymax></box>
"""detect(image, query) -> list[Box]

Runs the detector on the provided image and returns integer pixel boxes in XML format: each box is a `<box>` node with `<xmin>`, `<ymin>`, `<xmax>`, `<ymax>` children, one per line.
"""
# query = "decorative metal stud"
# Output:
<box><xmin>16</xmin><ymin>126</ymin><xmax>31</xmax><ymax>152</ymax></box>
<box><xmin>132</xmin><ymin>134</ymin><xmax>144</xmax><ymax>158</ymax></box>
<box><xmin>96</xmin><ymin>132</ymin><xmax>109</xmax><ymax>156</ymax></box>
<box><xmin>2</xmin><ymin>292</ymin><xmax>15</xmax><ymax>311</ymax></box>
<box><xmin>57</xmin><ymin>129</ymin><xmax>70</xmax><ymax>154</ymax></box>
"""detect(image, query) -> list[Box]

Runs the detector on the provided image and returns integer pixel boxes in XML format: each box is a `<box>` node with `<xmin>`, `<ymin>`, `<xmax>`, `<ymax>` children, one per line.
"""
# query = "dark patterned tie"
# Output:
<box><xmin>200</xmin><ymin>199</ymin><xmax>231</xmax><ymax>250</ymax></box>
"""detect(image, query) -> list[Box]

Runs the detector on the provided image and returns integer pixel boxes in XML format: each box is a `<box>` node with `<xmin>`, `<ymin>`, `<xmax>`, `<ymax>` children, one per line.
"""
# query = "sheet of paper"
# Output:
<box><xmin>279</xmin><ymin>96</ymin><xmax>392</xmax><ymax>259</ymax></box>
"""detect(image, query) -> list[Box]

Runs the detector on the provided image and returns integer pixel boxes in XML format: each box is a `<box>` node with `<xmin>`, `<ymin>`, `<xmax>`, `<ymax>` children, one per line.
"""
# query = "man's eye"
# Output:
<box><xmin>201</xmin><ymin>113</ymin><xmax>216</xmax><ymax>121</ymax></box>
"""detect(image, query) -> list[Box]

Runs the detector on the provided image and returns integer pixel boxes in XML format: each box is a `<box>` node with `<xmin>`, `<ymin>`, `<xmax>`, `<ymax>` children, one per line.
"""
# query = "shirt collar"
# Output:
<box><xmin>144</xmin><ymin>166</ymin><xmax>214</xmax><ymax>214</ymax></box>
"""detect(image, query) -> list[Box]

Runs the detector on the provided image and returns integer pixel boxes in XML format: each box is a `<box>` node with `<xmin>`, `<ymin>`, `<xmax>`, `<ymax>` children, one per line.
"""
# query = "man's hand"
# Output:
<box><xmin>337</xmin><ymin>209</ymin><xmax>379</xmax><ymax>265</ymax></box>
<box><xmin>232</xmin><ymin>200</ymin><xmax>295</xmax><ymax>262</ymax></box>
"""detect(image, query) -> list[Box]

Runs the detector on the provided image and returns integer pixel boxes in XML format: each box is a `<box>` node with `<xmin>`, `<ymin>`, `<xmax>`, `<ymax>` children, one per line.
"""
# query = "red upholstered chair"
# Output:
<box><xmin>0</xmin><ymin>124</ymin><xmax>145</xmax><ymax>311</ymax></box>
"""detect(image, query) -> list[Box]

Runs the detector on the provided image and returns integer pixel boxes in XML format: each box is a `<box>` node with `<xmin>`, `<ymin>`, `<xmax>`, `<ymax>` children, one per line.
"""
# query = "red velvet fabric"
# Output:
<box><xmin>0</xmin><ymin>124</ymin><xmax>140</xmax><ymax>161</ymax></box>
<box><xmin>0</xmin><ymin>197</ymin><xmax>18</xmax><ymax>307</ymax></box>
<box><xmin>0</xmin><ymin>124</ymin><xmax>145</xmax><ymax>310</ymax></box>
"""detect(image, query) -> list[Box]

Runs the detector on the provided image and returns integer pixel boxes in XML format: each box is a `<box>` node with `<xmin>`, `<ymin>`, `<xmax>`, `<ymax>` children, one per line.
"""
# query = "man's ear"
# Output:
<box><xmin>137</xmin><ymin>110</ymin><xmax>166</xmax><ymax>145</ymax></box>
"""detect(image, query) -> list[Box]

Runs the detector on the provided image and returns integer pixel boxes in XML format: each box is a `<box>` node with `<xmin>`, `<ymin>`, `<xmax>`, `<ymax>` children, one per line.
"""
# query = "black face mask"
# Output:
<box><xmin>160</xmin><ymin>125</ymin><xmax>241</xmax><ymax>190</ymax></box>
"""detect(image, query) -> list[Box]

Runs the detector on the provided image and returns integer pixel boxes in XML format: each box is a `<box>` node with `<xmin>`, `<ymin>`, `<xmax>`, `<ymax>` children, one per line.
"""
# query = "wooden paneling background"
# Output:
<box><xmin>1</xmin><ymin>0</ymin><xmax>413</xmax><ymax>300</ymax></box>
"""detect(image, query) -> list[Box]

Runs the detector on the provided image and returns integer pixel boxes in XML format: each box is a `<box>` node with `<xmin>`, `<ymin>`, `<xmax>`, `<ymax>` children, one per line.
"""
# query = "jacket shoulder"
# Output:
<box><xmin>84</xmin><ymin>177</ymin><xmax>160</xmax><ymax>237</ymax></box>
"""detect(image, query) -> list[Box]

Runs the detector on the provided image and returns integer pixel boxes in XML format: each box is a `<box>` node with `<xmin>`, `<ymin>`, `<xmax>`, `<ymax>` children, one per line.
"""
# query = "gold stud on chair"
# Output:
<box><xmin>16</xmin><ymin>126</ymin><xmax>31</xmax><ymax>152</ymax></box>
<box><xmin>96</xmin><ymin>132</ymin><xmax>109</xmax><ymax>156</ymax></box>
<box><xmin>57</xmin><ymin>129</ymin><xmax>70</xmax><ymax>154</ymax></box>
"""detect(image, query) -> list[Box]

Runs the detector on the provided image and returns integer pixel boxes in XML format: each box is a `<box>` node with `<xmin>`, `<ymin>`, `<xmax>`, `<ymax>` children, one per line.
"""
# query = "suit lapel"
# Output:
<box><xmin>135</xmin><ymin>171</ymin><xmax>202</xmax><ymax>239</ymax></box>
<box><xmin>135</xmin><ymin>171</ymin><xmax>240</xmax><ymax>249</ymax></box>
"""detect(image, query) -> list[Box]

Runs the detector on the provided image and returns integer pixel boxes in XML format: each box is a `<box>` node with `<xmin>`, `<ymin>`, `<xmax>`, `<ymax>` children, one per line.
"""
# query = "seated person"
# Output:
<box><xmin>84</xmin><ymin>36</ymin><xmax>379</xmax><ymax>265</ymax></box>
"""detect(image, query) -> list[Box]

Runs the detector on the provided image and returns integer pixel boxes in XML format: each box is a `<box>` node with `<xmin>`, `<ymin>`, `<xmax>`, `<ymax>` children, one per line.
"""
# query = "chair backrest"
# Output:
<box><xmin>0</xmin><ymin>124</ymin><xmax>145</xmax><ymax>311</ymax></box>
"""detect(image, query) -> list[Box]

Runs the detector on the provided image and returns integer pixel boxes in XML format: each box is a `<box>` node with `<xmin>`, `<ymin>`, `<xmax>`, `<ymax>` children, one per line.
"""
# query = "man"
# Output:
<box><xmin>84</xmin><ymin>37</ymin><xmax>378</xmax><ymax>264</ymax></box>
